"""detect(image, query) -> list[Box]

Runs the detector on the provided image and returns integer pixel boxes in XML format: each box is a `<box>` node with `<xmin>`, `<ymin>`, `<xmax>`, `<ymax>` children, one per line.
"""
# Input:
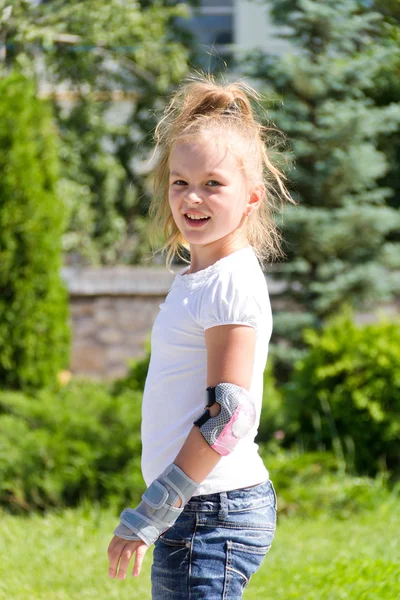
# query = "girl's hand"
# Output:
<box><xmin>107</xmin><ymin>535</ymin><xmax>149</xmax><ymax>579</ymax></box>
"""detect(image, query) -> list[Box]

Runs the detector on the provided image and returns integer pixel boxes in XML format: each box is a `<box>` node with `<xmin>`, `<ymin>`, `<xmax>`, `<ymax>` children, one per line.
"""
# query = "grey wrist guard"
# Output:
<box><xmin>113</xmin><ymin>463</ymin><xmax>198</xmax><ymax>547</ymax></box>
<box><xmin>194</xmin><ymin>382</ymin><xmax>256</xmax><ymax>456</ymax></box>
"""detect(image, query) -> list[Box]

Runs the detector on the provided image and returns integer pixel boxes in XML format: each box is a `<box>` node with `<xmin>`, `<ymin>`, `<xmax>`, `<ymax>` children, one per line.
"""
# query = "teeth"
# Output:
<box><xmin>186</xmin><ymin>214</ymin><xmax>209</xmax><ymax>220</ymax></box>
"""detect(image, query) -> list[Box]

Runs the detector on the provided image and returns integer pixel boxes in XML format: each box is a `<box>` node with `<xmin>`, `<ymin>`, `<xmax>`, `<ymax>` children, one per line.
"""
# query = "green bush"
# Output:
<box><xmin>0</xmin><ymin>380</ymin><xmax>145</xmax><ymax>512</ymax></box>
<box><xmin>261</xmin><ymin>448</ymin><xmax>394</xmax><ymax>519</ymax></box>
<box><xmin>2</xmin><ymin>322</ymin><xmax>397</xmax><ymax>515</ymax></box>
<box><xmin>283</xmin><ymin>310</ymin><xmax>400</xmax><ymax>477</ymax></box>
<box><xmin>0</xmin><ymin>72</ymin><xmax>70</xmax><ymax>390</ymax></box>
<box><xmin>256</xmin><ymin>357</ymin><xmax>286</xmax><ymax>445</ymax></box>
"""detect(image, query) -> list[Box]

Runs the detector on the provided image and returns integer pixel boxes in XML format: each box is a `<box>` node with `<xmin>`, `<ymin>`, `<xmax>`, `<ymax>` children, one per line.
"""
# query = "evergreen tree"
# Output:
<box><xmin>0</xmin><ymin>72</ymin><xmax>70</xmax><ymax>390</ymax></box>
<box><xmin>246</xmin><ymin>0</ymin><xmax>400</xmax><ymax>371</ymax></box>
<box><xmin>366</xmin><ymin>0</ymin><xmax>400</xmax><ymax>215</ymax></box>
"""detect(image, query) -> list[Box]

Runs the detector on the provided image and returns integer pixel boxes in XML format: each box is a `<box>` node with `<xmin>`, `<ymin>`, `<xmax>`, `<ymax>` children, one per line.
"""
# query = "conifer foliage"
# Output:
<box><xmin>0</xmin><ymin>72</ymin><xmax>70</xmax><ymax>390</ymax></box>
<box><xmin>248</xmin><ymin>0</ymin><xmax>400</xmax><ymax>366</ymax></box>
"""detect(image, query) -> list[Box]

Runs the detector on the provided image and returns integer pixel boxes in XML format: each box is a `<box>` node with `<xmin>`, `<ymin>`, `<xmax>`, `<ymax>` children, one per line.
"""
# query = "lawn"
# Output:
<box><xmin>0</xmin><ymin>496</ymin><xmax>398</xmax><ymax>600</ymax></box>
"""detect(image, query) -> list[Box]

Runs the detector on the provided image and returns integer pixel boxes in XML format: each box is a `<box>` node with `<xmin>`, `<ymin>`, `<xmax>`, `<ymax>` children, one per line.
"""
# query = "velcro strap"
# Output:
<box><xmin>194</xmin><ymin>409</ymin><xmax>211</xmax><ymax>429</ymax></box>
<box><xmin>142</xmin><ymin>479</ymin><xmax>168</xmax><ymax>509</ymax></box>
<box><xmin>163</xmin><ymin>464</ymin><xmax>198</xmax><ymax>504</ymax></box>
<box><xmin>206</xmin><ymin>386</ymin><xmax>216</xmax><ymax>407</ymax></box>
<box><xmin>119</xmin><ymin>509</ymin><xmax>160</xmax><ymax>547</ymax></box>
<box><xmin>113</xmin><ymin>522</ymin><xmax>141</xmax><ymax>541</ymax></box>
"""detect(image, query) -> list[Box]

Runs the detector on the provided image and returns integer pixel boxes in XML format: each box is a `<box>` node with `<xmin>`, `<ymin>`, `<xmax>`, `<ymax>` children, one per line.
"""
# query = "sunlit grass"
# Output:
<box><xmin>246</xmin><ymin>495</ymin><xmax>400</xmax><ymax>599</ymax></box>
<box><xmin>0</xmin><ymin>496</ymin><xmax>398</xmax><ymax>600</ymax></box>
<box><xmin>0</xmin><ymin>504</ymin><xmax>151</xmax><ymax>600</ymax></box>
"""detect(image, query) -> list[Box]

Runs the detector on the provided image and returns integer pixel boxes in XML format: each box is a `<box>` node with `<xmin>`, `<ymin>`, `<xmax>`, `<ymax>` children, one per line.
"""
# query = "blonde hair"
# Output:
<box><xmin>149</xmin><ymin>74</ymin><xmax>296</xmax><ymax>267</ymax></box>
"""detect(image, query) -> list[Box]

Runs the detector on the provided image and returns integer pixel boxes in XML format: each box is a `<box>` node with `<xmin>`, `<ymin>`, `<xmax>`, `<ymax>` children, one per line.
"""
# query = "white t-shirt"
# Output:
<box><xmin>141</xmin><ymin>246</ymin><xmax>272</xmax><ymax>496</ymax></box>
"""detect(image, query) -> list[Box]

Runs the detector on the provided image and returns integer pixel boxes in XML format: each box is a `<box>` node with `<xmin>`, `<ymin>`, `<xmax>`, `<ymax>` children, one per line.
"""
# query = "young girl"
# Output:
<box><xmin>107</xmin><ymin>76</ymin><xmax>294</xmax><ymax>599</ymax></box>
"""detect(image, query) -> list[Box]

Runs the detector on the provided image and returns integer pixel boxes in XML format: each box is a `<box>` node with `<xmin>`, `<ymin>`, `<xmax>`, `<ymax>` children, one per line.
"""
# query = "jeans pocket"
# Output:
<box><xmin>157</xmin><ymin>512</ymin><xmax>194</xmax><ymax>547</ymax></box>
<box><xmin>158</xmin><ymin>535</ymin><xmax>190</xmax><ymax>547</ymax></box>
<box><xmin>223</xmin><ymin>539</ymin><xmax>271</xmax><ymax>598</ymax></box>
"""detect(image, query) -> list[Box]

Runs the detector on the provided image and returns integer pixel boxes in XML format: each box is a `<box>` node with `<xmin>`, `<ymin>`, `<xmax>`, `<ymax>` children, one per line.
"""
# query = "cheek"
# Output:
<box><xmin>207</xmin><ymin>190</ymin><xmax>230</xmax><ymax>208</ymax></box>
<box><xmin>168</xmin><ymin>190</ymin><xmax>178</xmax><ymax>211</ymax></box>
<box><xmin>209</xmin><ymin>193</ymin><xmax>245</xmax><ymax>219</ymax></box>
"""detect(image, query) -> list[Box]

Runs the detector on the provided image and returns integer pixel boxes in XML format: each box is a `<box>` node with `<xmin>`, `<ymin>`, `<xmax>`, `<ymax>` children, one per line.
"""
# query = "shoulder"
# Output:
<box><xmin>204</xmin><ymin>247</ymin><xmax>267</xmax><ymax>297</ymax></box>
<box><xmin>197</xmin><ymin>249</ymin><xmax>269</xmax><ymax>330</ymax></box>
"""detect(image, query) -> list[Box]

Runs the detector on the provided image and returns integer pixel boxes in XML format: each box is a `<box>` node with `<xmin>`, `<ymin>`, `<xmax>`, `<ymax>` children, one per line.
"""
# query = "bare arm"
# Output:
<box><xmin>174</xmin><ymin>323</ymin><xmax>256</xmax><ymax>486</ymax></box>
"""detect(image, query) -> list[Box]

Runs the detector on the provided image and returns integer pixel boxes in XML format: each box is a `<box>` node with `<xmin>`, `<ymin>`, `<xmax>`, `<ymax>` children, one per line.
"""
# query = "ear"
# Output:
<box><xmin>245</xmin><ymin>185</ymin><xmax>264</xmax><ymax>217</ymax></box>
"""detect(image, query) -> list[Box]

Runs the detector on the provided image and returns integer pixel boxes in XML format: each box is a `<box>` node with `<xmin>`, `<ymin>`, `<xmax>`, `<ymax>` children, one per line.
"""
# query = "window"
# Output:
<box><xmin>178</xmin><ymin>1</ymin><xmax>235</xmax><ymax>70</ymax></box>
<box><xmin>200</xmin><ymin>0</ymin><xmax>233</xmax><ymax>7</ymax></box>
<box><xmin>185</xmin><ymin>14</ymin><xmax>233</xmax><ymax>47</ymax></box>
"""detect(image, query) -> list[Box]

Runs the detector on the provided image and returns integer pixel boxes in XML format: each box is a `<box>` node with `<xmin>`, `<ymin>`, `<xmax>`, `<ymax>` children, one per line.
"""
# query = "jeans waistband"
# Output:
<box><xmin>184</xmin><ymin>479</ymin><xmax>274</xmax><ymax>517</ymax></box>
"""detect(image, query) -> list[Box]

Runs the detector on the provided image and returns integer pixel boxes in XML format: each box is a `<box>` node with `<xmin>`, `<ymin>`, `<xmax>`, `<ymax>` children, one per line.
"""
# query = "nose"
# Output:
<box><xmin>185</xmin><ymin>189</ymin><xmax>203</xmax><ymax>205</ymax></box>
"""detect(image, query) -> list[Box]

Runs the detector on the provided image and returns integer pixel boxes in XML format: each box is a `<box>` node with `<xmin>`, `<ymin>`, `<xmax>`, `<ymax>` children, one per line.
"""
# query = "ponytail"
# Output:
<box><xmin>154</xmin><ymin>78</ymin><xmax>258</xmax><ymax>148</ymax></box>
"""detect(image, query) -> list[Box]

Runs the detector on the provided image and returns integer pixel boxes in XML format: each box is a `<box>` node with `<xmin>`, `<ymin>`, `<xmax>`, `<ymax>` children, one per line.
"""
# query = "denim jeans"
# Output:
<box><xmin>151</xmin><ymin>479</ymin><xmax>277</xmax><ymax>599</ymax></box>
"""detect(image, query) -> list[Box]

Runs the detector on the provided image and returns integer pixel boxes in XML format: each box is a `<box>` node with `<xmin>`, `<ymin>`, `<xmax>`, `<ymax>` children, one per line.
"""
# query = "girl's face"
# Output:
<box><xmin>168</xmin><ymin>136</ymin><xmax>255</xmax><ymax>251</ymax></box>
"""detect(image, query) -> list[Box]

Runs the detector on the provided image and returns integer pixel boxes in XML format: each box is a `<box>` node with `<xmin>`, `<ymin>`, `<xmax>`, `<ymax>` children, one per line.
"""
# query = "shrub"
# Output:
<box><xmin>0</xmin><ymin>380</ymin><xmax>144</xmax><ymax>512</ymax></box>
<box><xmin>256</xmin><ymin>357</ymin><xmax>286</xmax><ymax>445</ymax></box>
<box><xmin>261</xmin><ymin>448</ymin><xmax>394</xmax><ymax>519</ymax></box>
<box><xmin>0</xmin><ymin>72</ymin><xmax>70</xmax><ymax>390</ymax></box>
<box><xmin>283</xmin><ymin>310</ymin><xmax>400</xmax><ymax>477</ymax></box>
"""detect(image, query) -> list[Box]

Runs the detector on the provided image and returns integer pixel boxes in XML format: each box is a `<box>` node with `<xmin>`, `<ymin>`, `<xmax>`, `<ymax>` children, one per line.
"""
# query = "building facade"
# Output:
<box><xmin>179</xmin><ymin>0</ymin><xmax>292</xmax><ymax>68</ymax></box>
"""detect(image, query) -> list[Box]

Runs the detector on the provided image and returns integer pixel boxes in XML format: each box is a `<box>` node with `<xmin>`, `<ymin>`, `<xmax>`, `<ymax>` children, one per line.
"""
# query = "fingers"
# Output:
<box><xmin>108</xmin><ymin>536</ymin><xmax>127</xmax><ymax>579</ymax></box>
<box><xmin>108</xmin><ymin>535</ymin><xmax>148</xmax><ymax>580</ymax></box>
<box><xmin>116</xmin><ymin>544</ymin><xmax>134</xmax><ymax>580</ymax></box>
<box><xmin>132</xmin><ymin>543</ymin><xmax>149</xmax><ymax>577</ymax></box>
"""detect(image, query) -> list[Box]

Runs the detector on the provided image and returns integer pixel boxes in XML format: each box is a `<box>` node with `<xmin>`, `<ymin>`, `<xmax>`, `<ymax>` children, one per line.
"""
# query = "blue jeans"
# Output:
<box><xmin>151</xmin><ymin>479</ymin><xmax>277</xmax><ymax>599</ymax></box>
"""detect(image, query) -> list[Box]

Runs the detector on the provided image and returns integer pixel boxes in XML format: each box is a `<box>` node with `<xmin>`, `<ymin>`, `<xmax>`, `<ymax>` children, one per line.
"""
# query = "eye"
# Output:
<box><xmin>172</xmin><ymin>179</ymin><xmax>187</xmax><ymax>186</ymax></box>
<box><xmin>206</xmin><ymin>180</ymin><xmax>221</xmax><ymax>187</ymax></box>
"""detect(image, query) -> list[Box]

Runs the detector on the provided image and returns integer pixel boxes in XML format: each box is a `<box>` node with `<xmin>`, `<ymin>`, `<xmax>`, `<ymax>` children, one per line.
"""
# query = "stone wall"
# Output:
<box><xmin>62</xmin><ymin>266</ymin><xmax>175</xmax><ymax>380</ymax></box>
<box><xmin>62</xmin><ymin>265</ymin><xmax>399</xmax><ymax>380</ymax></box>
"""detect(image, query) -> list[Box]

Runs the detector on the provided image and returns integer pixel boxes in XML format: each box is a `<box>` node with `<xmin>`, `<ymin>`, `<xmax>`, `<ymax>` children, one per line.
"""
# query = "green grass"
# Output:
<box><xmin>0</xmin><ymin>497</ymin><xmax>399</xmax><ymax>600</ymax></box>
<box><xmin>246</xmin><ymin>497</ymin><xmax>400</xmax><ymax>599</ymax></box>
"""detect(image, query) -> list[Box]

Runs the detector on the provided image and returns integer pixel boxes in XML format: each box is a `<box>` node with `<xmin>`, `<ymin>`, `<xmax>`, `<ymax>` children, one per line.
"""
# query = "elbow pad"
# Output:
<box><xmin>113</xmin><ymin>463</ymin><xmax>198</xmax><ymax>547</ymax></box>
<box><xmin>194</xmin><ymin>382</ymin><xmax>256</xmax><ymax>456</ymax></box>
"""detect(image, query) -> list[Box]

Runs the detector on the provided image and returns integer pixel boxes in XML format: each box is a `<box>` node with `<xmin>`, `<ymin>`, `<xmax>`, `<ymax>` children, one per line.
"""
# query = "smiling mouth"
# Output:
<box><xmin>184</xmin><ymin>214</ymin><xmax>211</xmax><ymax>223</ymax></box>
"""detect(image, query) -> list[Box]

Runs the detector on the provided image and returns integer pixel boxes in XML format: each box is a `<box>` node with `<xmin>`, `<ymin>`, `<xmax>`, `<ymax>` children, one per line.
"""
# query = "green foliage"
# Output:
<box><xmin>256</xmin><ymin>357</ymin><xmax>286</xmax><ymax>444</ymax></box>
<box><xmin>283</xmin><ymin>310</ymin><xmax>400</xmax><ymax>477</ymax></box>
<box><xmin>1</xmin><ymin>0</ymin><xmax>193</xmax><ymax>265</ymax></box>
<box><xmin>246</xmin><ymin>0</ymin><xmax>400</xmax><ymax>373</ymax></box>
<box><xmin>0</xmin><ymin>379</ymin><xmax>145</xmax><ymax>512</ymax></box>
<box><xmin>366</xmin><ymin>1</ymin><xmax>400</xmax><ymax>219</ymax></box>
<box><xmin>261</xmin><ymin>448</ymin><xmax>394</xmax><ymax>519</ymax></box>
<box><xmin>0</xmin><ymin>71</ymin><xmax>70</xmax><ymax>390</ymax></box>
<box><xmin>1</xmin><ymin>308</ymin><xmax>397</xmax><ymax>519</ymax></box>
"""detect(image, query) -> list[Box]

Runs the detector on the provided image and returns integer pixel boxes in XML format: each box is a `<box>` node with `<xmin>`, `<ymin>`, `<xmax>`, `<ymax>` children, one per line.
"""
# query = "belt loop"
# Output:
<box><xmin>218</xmin><ymin>492</ymin><xmax>228</xmax><ymax>521</ymax></box>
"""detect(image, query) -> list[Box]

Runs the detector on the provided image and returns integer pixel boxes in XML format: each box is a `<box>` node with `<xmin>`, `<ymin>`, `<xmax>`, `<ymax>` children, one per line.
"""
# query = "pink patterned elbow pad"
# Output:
<box><xmin>194</xmin><ymin>383</ymin><xmax>256</xmax><ymax>456</ymax></box>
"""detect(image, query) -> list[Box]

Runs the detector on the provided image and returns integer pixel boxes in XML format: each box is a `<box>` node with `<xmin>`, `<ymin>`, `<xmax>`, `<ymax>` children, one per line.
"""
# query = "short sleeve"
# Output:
<box><xmin>197</xmin><ymin>271</ymin><xmax>261</xmax><ymax>331</ymax></box>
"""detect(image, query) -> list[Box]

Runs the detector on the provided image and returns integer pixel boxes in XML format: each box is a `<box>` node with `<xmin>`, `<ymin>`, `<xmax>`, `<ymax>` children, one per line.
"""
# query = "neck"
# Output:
<box><xmin>187</xmin><ymin>232</ymin><xmax>249</xmax><ymax>275</ymax></box>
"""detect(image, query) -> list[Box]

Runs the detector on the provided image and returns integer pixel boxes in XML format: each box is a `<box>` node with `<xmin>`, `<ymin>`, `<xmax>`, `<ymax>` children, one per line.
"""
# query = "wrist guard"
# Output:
<box><xmin>113</xmin><ymin>463</ymin><xmax>198</xmax><ymax>547</ymax></box>
<box><xmin>194</xmin><ymin>382</ymin><xmax>256</xmax><ymax>456</ymax></box>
